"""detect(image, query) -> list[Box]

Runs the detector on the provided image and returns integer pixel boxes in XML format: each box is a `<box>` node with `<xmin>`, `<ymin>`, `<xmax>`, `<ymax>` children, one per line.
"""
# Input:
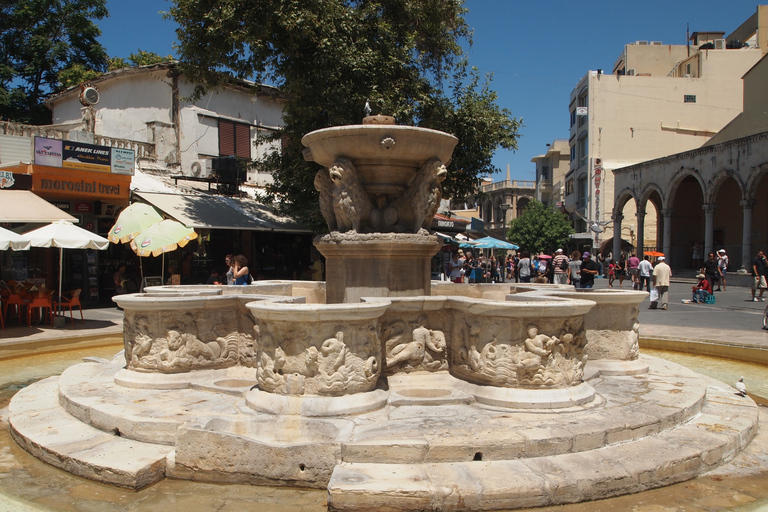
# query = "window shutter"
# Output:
<box><xmin>219</xmin><ymin>120</ymin><xmax>235</xmax><ymax>156</ymax></box>
<box><xmin>235</xmin><ymin>123</ymin><xmax>251</xmax><ymax>159</ymax></box>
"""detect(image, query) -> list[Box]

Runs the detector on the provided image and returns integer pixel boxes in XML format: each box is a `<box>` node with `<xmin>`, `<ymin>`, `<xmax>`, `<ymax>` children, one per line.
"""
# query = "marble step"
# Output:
<box><xmin>327</xmin><ymin>380</ymin><xmax>759</xmax><ymax>511</ymax></box>
<box><xmin>8</xmin><ymin>376</ymin><xmax>173</xmax><ymax>490</ymax></box>
<box><xmin>57</xmin><ymin>362</ymin><xmax>249</xmax><ymax>446</ymax></box>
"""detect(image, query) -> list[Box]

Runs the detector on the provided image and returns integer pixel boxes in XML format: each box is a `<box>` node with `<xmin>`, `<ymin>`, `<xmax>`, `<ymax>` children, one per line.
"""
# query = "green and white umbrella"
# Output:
<box><xmin>108</xmin><ymin>203</ymin><xmax>163</xmax><ymax>244</ymax></box>
<box><xmin>130</xmin><ymin>220</ymin><xmax>198</xmax><ymax>283</ymax></box>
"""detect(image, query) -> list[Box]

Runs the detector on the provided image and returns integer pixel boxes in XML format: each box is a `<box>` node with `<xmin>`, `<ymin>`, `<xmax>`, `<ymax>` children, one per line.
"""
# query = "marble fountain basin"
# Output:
<box><xmin>7</xmin><ymin>281</ymin><xmax>759</xmax><ymax>512</ymax></box>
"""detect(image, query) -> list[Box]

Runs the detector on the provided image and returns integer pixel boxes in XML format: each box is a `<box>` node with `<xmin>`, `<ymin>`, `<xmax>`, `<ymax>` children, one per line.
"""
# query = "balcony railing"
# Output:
<box><xmin>480</xmin><ymin>179</ymin><xmax>536</xmax><ymax>192</ymax></box>
<box><xmin>0</xmin><ymin>121</ymin><xmax>156</xmax><ymax>160</ymax></box>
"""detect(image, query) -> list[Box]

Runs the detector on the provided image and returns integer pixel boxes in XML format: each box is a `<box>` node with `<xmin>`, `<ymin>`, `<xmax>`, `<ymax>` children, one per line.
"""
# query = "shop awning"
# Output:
<box><xmin>0</xmin><ymin>190</ymin><xmax>78</xmax><ymax>223</ymax></box>
<box><xmin>133</xmin><ymin>191</ymin><xmax>311</xmax><ymax>233</ymax></box>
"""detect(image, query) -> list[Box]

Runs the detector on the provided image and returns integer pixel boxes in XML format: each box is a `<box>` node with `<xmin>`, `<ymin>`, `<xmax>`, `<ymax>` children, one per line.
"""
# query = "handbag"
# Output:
<box><xmin>649</xmin><ymin>288</ymin><xmax>659</xmax><ymax>302</ymax></box>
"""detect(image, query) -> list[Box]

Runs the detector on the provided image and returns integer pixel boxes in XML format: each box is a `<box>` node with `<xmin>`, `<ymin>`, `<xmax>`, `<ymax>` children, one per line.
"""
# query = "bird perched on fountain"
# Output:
<box><xmin>735</xmin><ymin>377</ymin><xmax>747</xmax><ymax>397</ymax></box>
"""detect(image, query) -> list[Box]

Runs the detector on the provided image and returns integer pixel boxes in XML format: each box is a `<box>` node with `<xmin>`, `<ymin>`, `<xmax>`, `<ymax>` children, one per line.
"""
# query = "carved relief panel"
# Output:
<box><xmin>255</xmin><ymin>319</ymin><xmax>381</xmax><ymax>396</ymax></box>
<box><xmin>123</xmin><ymin>305</ymin><xmax>256</xmax><ymax>373</ymax></box>
<box><xmin>450</xmin><ymin>314</ymin><xmax>588</xmax><ymax>389</ymax></box>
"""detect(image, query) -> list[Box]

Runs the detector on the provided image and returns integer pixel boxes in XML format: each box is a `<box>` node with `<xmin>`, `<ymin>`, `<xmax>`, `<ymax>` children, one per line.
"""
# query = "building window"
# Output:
<box><xmin>578</xmin><ymin>94</ymin><xmax>588</xmax><ymax>127</ymax></box>
<box><xmin>570</xmin><ymin>110</ymin><xmax>576</xmax><ymax>127</ymax></box>
<box><xmin>219</xmin><ymin>120</ymin><xmax>252</xmax><ymax>159</ymax></box>
<box><xmin>541</xmin><ymin>166</ymin><xmax>549</xmax><ymax>180</ymax></box>
<box><xmin>570</xmin><ymin>145</ymin><xmax>576</xmax><ymax>162</ymax></box>
<box><xmin>684</xmin><ymin>95</ymin><xmax>696</xmax><ymax>103</ymax></box>
<box><xmin>577</xmin><ymin>176</ymin><xmax>588</xmax><ymax>209</ymax></box>
<box><xmin>565</xmin><ymin>178</ymin><xmax>574</xmax><ymax>196</ymax></box>
<box><xmin>578</xmin><ymin>135</ymin><xmax>588</xmax><ymax>165</ymax></box>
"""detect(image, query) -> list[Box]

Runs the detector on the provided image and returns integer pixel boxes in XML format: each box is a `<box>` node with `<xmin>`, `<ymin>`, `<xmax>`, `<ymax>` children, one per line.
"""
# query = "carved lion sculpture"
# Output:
<box><xmin>392</xmin><ymin>157</ymin><xmax>447</xmax><ymax>233</ymax></box>
<box><xmin>314</xmin><ymin>169</ymin><xmax>337</xmax><ymax>231</ymax></box>
<box><xmin>329</xmin><ymin>158</ymin><xmax>374</xmax><ymax>232</ymax></box>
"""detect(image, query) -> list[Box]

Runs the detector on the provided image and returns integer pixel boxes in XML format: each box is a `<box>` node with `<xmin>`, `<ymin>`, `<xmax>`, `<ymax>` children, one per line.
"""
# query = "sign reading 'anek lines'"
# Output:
<box><xmin>34</xmin><ymin>137</ymin><xmax>134</xmax><ymax>175</ymax></box>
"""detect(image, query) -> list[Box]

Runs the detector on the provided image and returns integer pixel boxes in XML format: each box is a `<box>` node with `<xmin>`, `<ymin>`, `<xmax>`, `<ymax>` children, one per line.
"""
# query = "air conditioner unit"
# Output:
<box><xmin>651</xmin><ymin>41</ymin><xmax>663</xmax><ymax>45</ymax></box>
<box><xmin>189</xmin><ymin>159</ymin><xmax>212</xmax><ymax>178</ymax></box>
<box><xmin>714</xmin><ymin>38</ymin><xmax>726</xmax><ymax>49</ymax></box>
<box><xmin>635</xmin><ymin>41</ymin><xmax>648</xmax><ymax>45</ymax></box>
<box><xmin>626</xmin><ymin>69</ymin><xmax>635</xmax><ymax>76</ymax></box>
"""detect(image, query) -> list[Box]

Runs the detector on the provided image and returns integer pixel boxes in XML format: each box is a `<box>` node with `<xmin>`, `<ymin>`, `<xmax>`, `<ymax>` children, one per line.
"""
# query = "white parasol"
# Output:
<box><xmin>23</xmin><ymin>221</ymin><xmax>109</xmax><ymax>320</ymax></box>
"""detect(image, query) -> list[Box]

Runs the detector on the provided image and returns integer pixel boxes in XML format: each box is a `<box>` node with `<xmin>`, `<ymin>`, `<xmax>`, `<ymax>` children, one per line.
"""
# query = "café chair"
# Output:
<box><xmin>3</xmin><ymin>294</ymin><xmax>26</xmax><ymax>324</ymax></box>
<box><xmin>54</xmin><ymin>289</ymin><xmax>83</xmax><ymax>325</ymax></box>
<box><xmin>27</xmin><ymin>291</ymin><xmax>54</xmax><ymax>327</ymax></box>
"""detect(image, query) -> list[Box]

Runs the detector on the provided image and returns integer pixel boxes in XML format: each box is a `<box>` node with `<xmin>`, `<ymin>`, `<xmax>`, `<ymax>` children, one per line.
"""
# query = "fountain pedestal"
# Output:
<box><xmin>315</xmin><ymin>233</ymin><xmax>441</xmax><ymax>304</ymax></box>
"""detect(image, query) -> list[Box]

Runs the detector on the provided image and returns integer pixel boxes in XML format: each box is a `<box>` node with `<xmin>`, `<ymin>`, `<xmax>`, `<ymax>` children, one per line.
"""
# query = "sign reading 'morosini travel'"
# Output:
<box><xmin>34</xmin><ymin>137</ymin><xmax>134</xmax><ymax>175</ymax></box>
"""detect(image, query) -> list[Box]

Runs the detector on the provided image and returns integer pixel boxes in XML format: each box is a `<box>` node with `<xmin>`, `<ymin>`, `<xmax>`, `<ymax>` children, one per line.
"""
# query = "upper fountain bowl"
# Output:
<box><xmin>302</xmin><ymin>119</ymin><xmax>458</xmax><ymax>197</ymax></box>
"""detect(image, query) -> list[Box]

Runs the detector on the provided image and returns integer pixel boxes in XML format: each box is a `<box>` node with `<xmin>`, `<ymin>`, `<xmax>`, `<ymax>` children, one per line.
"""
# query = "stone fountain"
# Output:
<box><xmin>7</xmin><ymin>117</ymin><xmax>759</xmax><ymax>511</ymax></box>
<box><xmin>305</xmin><ymin>115</ymin><xmax>458</xmax><ymax>303</ymax></box>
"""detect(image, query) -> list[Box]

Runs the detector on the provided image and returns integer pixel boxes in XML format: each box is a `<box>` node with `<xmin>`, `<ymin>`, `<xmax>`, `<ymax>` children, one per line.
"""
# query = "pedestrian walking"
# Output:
<box><xmin>553</xmin><ymin>249</ymin><xmax>569</xmax><ymax>285</ymax></box>
<box><xmin>650</xmin><ymin>256</ymin><xmax>671</xmax><ymax>310</ymax></box>
<box><xmin>716</xmin><ymin>249</ymin><xmax>729</xmax><ymax>291</ymax></box>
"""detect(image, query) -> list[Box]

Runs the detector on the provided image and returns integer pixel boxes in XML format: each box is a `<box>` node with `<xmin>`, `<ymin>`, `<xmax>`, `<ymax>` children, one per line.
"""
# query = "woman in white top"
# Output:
<box><xmin>517</xmin><ymin>251</ymin><xmax>532</xmax><ymax>283</ymax></box>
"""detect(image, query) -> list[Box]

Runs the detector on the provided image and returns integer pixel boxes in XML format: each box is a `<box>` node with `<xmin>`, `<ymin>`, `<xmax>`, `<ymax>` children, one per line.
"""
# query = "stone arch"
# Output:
<box><xmin>669</xmin><ymin>170</ymin><xmax>706</xmax><ymax>270</ymax></box>
<box><xmin>492</xmin><ymin>195</ymin><xmax>505</xmax><ymax>223</ymax></box>
<box><xmin>481</xmin><ymin>198</ymin><xmax>493</xmax><ymax>224</ymax></box>
<box><xmin>707</xmin><ymin>169</ymin><xmax>745</xmax><ymax>204</ymax></box>
<box><xmin>668</xmin><ymin>167</ymin><xmax>707</xmax><ymax>204</ymax></box>
<box><xmin>710</xmin><ymin>172</ymin><xmax>744</xmax><ymax>262</ymax></box>
<box><xmin>640</xmin><ymin>185</ymin><xmax>664</xmax><ymax>251</ymax></box>
<box><xmin>746</xmin><ymin>161</ymin><xmax>768</xmax><ymax>256</ymax></box>
<box><xmin>745</xmin><ymin>161</ymin><xmax>768</xmax><ymax>201</ymax></box>
<box><xmin>516</xmin><ymin>197</ymin><xmax>530</xmax><ymax>218</ymax></box>
<box><xmin>613</xmin><ymin>188</ymin><xmax>636</xmax><ymax>216</ymax></box>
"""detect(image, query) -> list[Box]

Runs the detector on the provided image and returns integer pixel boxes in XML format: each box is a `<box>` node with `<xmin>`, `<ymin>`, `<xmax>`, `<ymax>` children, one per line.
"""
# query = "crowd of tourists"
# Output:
<box><xmin>446</xmin><ymin>248</ymin><xmax>605</xmax><ymax>288</ymax></box>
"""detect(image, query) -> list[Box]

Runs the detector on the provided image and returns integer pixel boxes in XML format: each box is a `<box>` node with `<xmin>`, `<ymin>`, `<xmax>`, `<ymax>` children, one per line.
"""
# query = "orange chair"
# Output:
<box><xmin>26</xmin><ymin>292</ymin><xmax>53</xmax><ymax>327</ymax></box>
<box><xmin>54</xmin><ymin>289</ymin><xmax>83</xmax><ymax>325</ymax></box>
<box><xmin>3</xmin><ymin>294</ymin><xmax>26</xmax><ymax>324</ymax></box>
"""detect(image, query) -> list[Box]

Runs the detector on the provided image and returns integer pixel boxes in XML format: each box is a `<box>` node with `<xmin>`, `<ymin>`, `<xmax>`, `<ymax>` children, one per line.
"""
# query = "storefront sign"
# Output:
<box><xmin>50</xmin><ymin>201</ymin><xmax>71</xmax><ymax>211</ymax></box>
<box><xmin>62</xmin><ymin>141</ymin><xmax>111</xmax><ymax>172</ymax></box>
<box><xmin>31</xmin><ymin>167</ymin><xmax>131</xmax><ymax>201</ymax></box>
<box><xmin>34</xmin><ymin>138</ymin><xmax>63</xmax><ymax>167</ymax></box>
<box><xmin>34</xmin><ymin>137</ymin><xmax>134</xmax><ymax>174</ymax></box>
<box><xmin>111</xmin><ymin>148</ymin><xmax>135</xmax><ymax>175</ymax></box>
<box><xmin>0</xmin><ymin>171</ymin><xmax>15</xmax><ymax>188</ymax></box>
<box><xmin>74</xmin><ymin>201</ymin><xmax>93</xmax><ymax>213</ymax></box>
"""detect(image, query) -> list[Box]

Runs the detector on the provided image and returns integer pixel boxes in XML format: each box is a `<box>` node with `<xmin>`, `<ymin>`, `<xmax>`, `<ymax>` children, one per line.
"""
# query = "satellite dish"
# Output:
<box><xmin>589</xmin><ymin>222</ymin><xmax>603</xmax><ymax>233</ymax></box>
<box><xmin>79</xmin><ymin>86</ymin><xmax>100</xmax><ymax>106</ymax></box>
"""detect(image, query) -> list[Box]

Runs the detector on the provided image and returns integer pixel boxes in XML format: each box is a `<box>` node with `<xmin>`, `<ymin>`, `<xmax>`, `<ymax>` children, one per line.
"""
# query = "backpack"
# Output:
<box><xmin>560</xmin><ymin>258</ymin><xmax>569</xmax><ymax>271</ymax></box>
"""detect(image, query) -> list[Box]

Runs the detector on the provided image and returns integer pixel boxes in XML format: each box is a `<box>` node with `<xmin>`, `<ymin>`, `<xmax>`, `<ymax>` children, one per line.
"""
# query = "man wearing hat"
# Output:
<box><xmin>716</xmin><ymin>249</ymin><xmax>729</xmax><ymax>291</ymax></box>
<box><xmin>651</xmin><ymin>256</ymin><xmax>671</xmax><ymax>310</ymax></box>
<box><xmin>692</xmin><ymin>273</ymin><xmax>712</xmax><ymax>303</ymax></box>
<box><xmin>552</xmin><ymin>249</ymin><xmax>569</xmax><ymax>285</ymax></box>
<box><xmin>579</xmin><ymin>252</ymin><xmax>599</xmax><ymax>289</ymax></box>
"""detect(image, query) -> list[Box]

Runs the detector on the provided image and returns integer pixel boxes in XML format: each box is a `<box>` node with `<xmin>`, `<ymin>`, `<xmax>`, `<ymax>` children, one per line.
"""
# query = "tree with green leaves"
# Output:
<box><xmin>507</xmin><ymin>200</ymin><xmax>574</xmax><ymax>255</ymax></box>
<box><xmin>59</xmin><ymin>51</ymin><xmax>176</xmax><ymax>89</ymax></box>
<box><xmin>0</xmin><ymin>0</ymin><xmax>109</xmax><ymax>124</ymax></box>
<box><xmin>169</xmin><ymin>0</ymin><xmax>521</xmax><ymax>231</ymax></box>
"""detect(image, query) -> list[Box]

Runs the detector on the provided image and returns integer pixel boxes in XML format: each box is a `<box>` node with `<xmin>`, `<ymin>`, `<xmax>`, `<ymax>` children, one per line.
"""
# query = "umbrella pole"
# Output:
<box><xmin>58</xmin><ymin>247</ymin><xmax>63</xmax><ymax>317</ymax></box>
<box><xmin>161</xmin><ymin>253</ymin><xmax>165</xmax><ymax>284</ymax></box>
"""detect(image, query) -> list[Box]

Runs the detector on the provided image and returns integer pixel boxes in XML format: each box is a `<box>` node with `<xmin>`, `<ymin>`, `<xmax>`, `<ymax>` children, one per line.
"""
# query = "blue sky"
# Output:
<box><xmin>97</xmin><ymin>0</ymin><xmax>758</xmax><ymax>181</ymax></box>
